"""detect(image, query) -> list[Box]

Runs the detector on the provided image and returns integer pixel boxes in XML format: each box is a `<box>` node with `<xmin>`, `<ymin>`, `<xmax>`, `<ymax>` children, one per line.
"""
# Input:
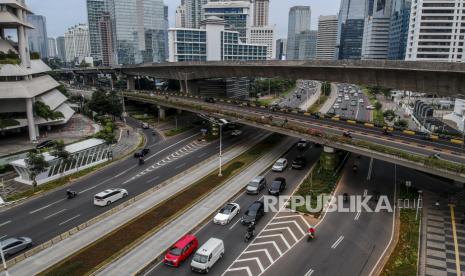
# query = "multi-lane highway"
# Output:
<box><xmin>126</xmin><ymin>93</ymin><xmax>465</xmax><ymax>165</ymax></box>
<box><xmin>276</xmin><ymin>80</ymin><xmax>318</xmax><ymax>110</ymax></box>
<box><xmin>329</xmin><ymin>84</ymin><xmax>372</xmax><ymax>122</ymax></box>
<box><xmin>0</xmin><ymin>121</ymin><xmax>265</xmax><ymax>257</ymax></box>
<box><xmin>143</xmin><ymin>139</ymin><xmax>322</xmax><ymax>276</ymax></box>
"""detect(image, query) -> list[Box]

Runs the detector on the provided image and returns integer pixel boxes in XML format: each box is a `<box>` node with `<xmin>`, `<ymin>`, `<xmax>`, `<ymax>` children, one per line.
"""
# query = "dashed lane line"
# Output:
<box><xmin>0</xmin><ymin>221</ymin><xmax>11</xmax><ymax>228</ymax></box>
<box><xmin>44</xmin><ymin>209</ymin><xmax>67</xmax><ymax>220</ymax></box>
<box><xmin>331</xmin><ymin>235</ymin><xmax>344</xmax><ymax>249</ymax></box>
<box><xmin>58</xmin><ymin>214</ymin><xmax>81</xmax><ymax>226</ymax></box>
<box><xmin>29</xmin><ymin>199</ymin><xmax>66</xmax><ymax>214</ymax></box>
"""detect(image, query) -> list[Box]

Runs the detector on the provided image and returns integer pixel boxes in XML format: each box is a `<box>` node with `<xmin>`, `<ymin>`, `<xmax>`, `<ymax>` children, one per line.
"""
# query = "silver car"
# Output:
<box><xmin>246</xmin><ymin>176</ymin><xmax>266</xmax><ymax>194</ymax></box>
<box><xmin>1</xmin><ymin>237</ymin><xmax>32</xmax><ymax>257</ymax></box>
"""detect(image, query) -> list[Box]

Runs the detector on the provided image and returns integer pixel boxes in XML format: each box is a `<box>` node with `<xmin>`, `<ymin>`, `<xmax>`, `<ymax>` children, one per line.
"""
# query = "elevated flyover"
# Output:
<box><xmin>58</xmin><ymin>60</ymin><xmax>465</xmax><ymax>96</ymax></box>
<box><xmin>123</xmin><ymin>91</ymin><xmax>465</xmax><ymax>183</ymax></box>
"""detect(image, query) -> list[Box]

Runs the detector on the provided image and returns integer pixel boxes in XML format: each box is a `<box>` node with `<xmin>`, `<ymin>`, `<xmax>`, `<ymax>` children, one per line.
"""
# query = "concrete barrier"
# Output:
<box><xmin>403</xmin><ymin>130</ymin><xmax>416</xmax><ymax>135</ymax></box>
<box><xmin>347</xmin><ymin>120</ymin><xmax>356</xmax><ymax>124</ymax></box>
<box><xmin>451</xmin><ymin>139</ymin><xmax>464</xmax><ymax>145</ymax></box>
<box><xmin>364</xmin><ymin>123</ymin><xmax>375</xmax><ymax>128</ymax></box>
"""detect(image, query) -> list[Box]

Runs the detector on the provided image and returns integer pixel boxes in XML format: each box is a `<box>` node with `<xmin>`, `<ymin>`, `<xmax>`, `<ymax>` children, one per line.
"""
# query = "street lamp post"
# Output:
<box><xmin>219</xmin><ymin>123</ymin><xmax>223</xmax><ymax>177</ymax></box>
<box><xmin>0</xmin><ymin>241</ymin><xmax>9</xmax><ymax>276</ymax></box>
<box><xmin>462</xmin><ymin>117</ymin><xmax>465</xmax><ymax>154</ymax></box>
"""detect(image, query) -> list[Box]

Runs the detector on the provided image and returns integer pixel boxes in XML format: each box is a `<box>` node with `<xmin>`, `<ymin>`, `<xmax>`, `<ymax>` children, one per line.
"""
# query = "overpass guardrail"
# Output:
<box><xmin>123</xmin><ymin>92</ymin><xmax>465</xmax><ymax>180</ymax></box>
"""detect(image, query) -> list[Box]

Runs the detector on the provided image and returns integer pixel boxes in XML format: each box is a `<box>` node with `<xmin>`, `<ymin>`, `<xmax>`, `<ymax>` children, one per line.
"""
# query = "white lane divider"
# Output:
<box><xmin>354</xmin><ymin>212</ymin><xmax>361</xmax><ymax>221</ymax></box>
<box><xmin>44</xmin><ymin>209</ymin><xmax>67</xmax><ymax>220</ymax></box>
<box><xmin>304</xmin><ymin>268</ymin><xmax>315</xmax><ymax>276</ymax></box>
<box><xmin>331</xmin><ymin>235</ymin><xmax>345</xmax><ymax>249</ymax></box>
<box><xmin>0</xmin><ymin>235</ymin><xmax>7</xmax><ymax>240</ymax></box>
<box><xmin>0</xmin><ymin>221</ymin><xmax>11</xmax><ymax>228</ymax></box>
<box><xmin>58</xmin><ymin>214</ymin><xmax>81</xmax><ymax>226</ymax></box>
<box><xmin>29</xmin><ymin>199</ymin><xmax>66</xmax><ymax>214</ymax></box>
<box><xmin>229</xmin><ymin>218</ymin><xmax>242</xmax><ymax>230</ymax></box>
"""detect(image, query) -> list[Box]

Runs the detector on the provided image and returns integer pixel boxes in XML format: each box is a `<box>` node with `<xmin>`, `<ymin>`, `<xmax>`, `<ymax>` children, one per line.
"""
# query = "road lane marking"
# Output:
<box><xmin>58</xmin><ymin>214</ymin><xmax>81</xmax><ymax>226</ymax></box>
<box><xmin>229</xmin><ymin>218</ymin><xmax>241</xmax><ymax>230</ymax></box>
<box><xmin>0</xmin><ymin>235</ymin><xmax>7</xmax><ymax>240</ymax></box>
<box><xmin>145</xmin><ymin>175</ymin><xmax>160</xmax><ymax>184</ymax></box>
<box><xmin>226</xmin><ymin>267</ymin><xmax>253</xmax><ymax>276</ymax></box>
<box><xmin>304</xmin><ymin>268</ymin><xmax>315</xmax><ymax>276</ymax></box>
<box><xmin>44</xmin><ymin>209</ymin><xmax>67</xmax><ymax>220</ymax></box>
<box><xmin>145</xmin><ymin>133</ymin><xmax>199</xmax><ymax>162</ymax></box>
<box><xmin>245</xmin><ymin>249</ymin><xmax>274</xmax><ymax>264</ymax></box>
<box><xmin>197</xmin><ymin>152</ymin><xmax>207</xmax><ymax>158</ymax></box>
<box><xmin>79</xmin><ymin>184</ymin><xmax>101</xmax><ymax>194</ymax></box>
<box><xmin>449</xmin><ymin>204</ymin><xmax>462</xmax><ymax>276</ymax></box>
<box><xmin>29</xmin><ymin>199</ymin><xmax>65</xmax><ymax>214</ymax></box>
<box><xmin>354</xmin><ymin>212</ymin><xmax>361</xmax><ymax>221</ymax></box>
<box><xmin>175</xmin><ymin>163</ymin><xmax>186</xmax><ymax>170</ymax></box>
<box><xmin>0</xmin><ymin>221</ymin><xmax>11</xmax><ymax>228</ymax></box>
<box><xmin>268</xmin><ymin>221</ymin><xmax>306</xmax><ymax>236</ymax></box>
<box><xmin>236</xmin><ymin>257</ymin><xmax>264</xmax><ymax>273</ymax></box>
<box><xmin>256</xmin><ymin>233</ymin><xmax>290</xmax><ymax>249</ymax></box>
<box><xmin>331</xmin><ymin>236</ymin><xmax>344</xmax><ymax>249</ymax></box>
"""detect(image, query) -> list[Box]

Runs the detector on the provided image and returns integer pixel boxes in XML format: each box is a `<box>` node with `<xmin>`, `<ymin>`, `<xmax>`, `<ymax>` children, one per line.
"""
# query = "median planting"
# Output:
<box><xmin>39</xmin><ymin>133</ymin><xmax>283</xmax><ymax>276</ymax></box>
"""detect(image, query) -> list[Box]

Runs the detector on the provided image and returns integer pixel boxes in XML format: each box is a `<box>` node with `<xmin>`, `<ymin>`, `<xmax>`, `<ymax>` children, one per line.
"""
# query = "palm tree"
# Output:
<box><xmin>25</xmin><ymin>150</ymin><xmax>48</xmax><ymax>191</ymax></box>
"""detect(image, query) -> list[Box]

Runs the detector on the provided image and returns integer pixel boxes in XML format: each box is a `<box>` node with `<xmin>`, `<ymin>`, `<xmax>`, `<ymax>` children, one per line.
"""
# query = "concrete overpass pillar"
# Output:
<box><xmin>110</xmin><ymin>75</ymin><xmax>117</xmax><ymax>90</ymax></box>
<box><xmin>158</xmin><ymin>107</ymin><xmax>166</xmax><ymax>120</ymax></box>
<box><xmin>26</xmin><ymin>98</ymin><xmax>37</xmax><ymax>141</ymax></box>
<box><xmin>321</xmin><ymin>147</ymin><xmax>337</xmax><ymax>172</ymax></box>
<box><xmin>179</xmin><ymin>80</ymin><xmax>187</xmax><ymax>93</ymax></box>
<box><xmin>127</xmin><ymin>77</ymin><xmax>135</xmax><ymax>91</ymax></box>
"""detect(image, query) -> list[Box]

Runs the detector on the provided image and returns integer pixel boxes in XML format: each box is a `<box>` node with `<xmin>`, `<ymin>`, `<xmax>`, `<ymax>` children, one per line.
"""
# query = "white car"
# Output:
<box><xmin>218</xmin><ymin>119</ymin><xmax>229</xmax><ymax>125</ymax></box>
<box><xmin>94</xmin><ymin>188</ymin><xmax>128</xmax><ymax>206</ymax></box>
<box><xmin>366</xmin><ymin>105</ymin><xmax>375</xmax><ymax>110</ymax></box>
<box><xmin>213</xmin><ymin>203</ymin><xmax>240</xmax><ymax>225</ymax></box>
<box><xmin>359</xmin><ymin>99</ymin><xmax>365</xmax><ymax>103</ymax></box>
<box><xmin>272</xmin><ymin>158</ymin><xmax>288</xmax><ymax>172</ymax></box>
<box><xmin>334</xmin><ymin>104</ymin><xmax>340</xmax><ymax>109</ymax></box>
<box><xmin>337</xmin><ymin>98</ymin><xmax>342</xmax><ymax>103</ymax></box>
<box><xmin>353</xmin><ymin>93</ymin><xmax>358</xmax><ymax>97</ymax></box>
<box><xmin>231</xmin><ymin>130</ymin><xmax>242</xmax><ymax>136</ymax></box>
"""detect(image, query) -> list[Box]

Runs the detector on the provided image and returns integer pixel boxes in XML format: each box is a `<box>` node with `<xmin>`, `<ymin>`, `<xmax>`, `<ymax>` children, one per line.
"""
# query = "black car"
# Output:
<box><xmin>241</xmin><ymin>201</ymin><xmax>265</xmax><ymax>225</ymax></box>
<box><xmin>134</xmin><ymin>148</ymin><xmax>150</xmax><ymax>158</ymax></box>
<box><xmin>296</xmin><ymin>139</ymin><xmax>308</xmax><ymax>149</ymax></box>
<box><xmin>36</xmin><ymin>140</ymin><xmax>55</xmax><ymax>150</ymax></box>
<box><xmin>205</xmin><ymin>97</ymin><xmax>216</xmax><ymax>103</ymax></box>
<box><xmin>291</xmin><ymin>156</ymin><xmax>307</xmax><ymax>170</ymax></box>
<box><xmin>268</xmin><ymin>177</ymin><xmax>286</xmax><ymax>196</ymax></box>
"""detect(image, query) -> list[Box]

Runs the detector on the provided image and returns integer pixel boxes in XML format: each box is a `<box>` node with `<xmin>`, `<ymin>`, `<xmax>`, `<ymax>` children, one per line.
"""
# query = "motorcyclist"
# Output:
<box><xmin>139</xmin><ymin>156</ymin><xmax>144</xmax><ymax>165</ymax></box>
<box><xmin>66</xmin><ymin>189</ymin><xmax>76</xmax><ymax>198</ymax></box>
<box><xmin>247</xmin><ymin>223</ymin><xmax>255</xmax><ymax>236</ymax></box>
<box><xmin>308</xmin><ymin>227</ymin><xmax>316</xmax><ymax>239</ymax></box>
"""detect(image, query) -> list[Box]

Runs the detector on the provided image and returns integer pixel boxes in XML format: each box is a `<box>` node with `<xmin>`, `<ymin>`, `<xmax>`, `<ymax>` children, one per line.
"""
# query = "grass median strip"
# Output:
<box><xmin>40</xmin><ymin>133</ymin><xmax>283</xmax><ymax>276</ymax></box>
<box><xmin>164</xmin><ymin>126</ymin><xmax>194</xmax><ymax>137</ymax></box>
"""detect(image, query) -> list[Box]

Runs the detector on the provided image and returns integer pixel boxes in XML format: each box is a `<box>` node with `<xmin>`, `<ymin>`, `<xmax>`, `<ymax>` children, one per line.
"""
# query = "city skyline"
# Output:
<box><xmin>27</xmin><ymin>0</ymin><xmax>340</xmax><ymax>38</ymax></box>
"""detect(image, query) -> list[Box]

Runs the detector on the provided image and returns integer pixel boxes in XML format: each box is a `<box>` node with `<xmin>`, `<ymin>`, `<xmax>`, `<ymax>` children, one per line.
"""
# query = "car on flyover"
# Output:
<box><xmin>213</xmin><ymin>203</ymin><xmax>240</xmax><ymax>225</ymax></box>
<box><xmin>231</xmin><ymin>130</ymin><xmax>242</xmax><ymax>136</ymax></box>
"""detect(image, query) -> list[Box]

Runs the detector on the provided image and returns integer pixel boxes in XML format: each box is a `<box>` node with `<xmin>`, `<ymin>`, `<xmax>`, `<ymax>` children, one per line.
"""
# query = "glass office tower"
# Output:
<box><xmin>107</xmin><ymin>0</ymin><xmax>166</xmax><ymax>65</ymax></box>
<box><xmin>87</xmin><ymin>0</ymin><xmax>106</xmax><ymax>63</ymax></box>
<box><xmin>387</xmin><ymin>0</ymin><xmax>411</xmax><ymax>60</ymax></box>
<box><xmin>286</xmin><ymin>6</ymin><xmax>311</xmax><ymax>60</ymax></box>
<box><xmin>337</xmin><ymin>0</ymin><xmax>368</xmax><ymax>59</ymax></box>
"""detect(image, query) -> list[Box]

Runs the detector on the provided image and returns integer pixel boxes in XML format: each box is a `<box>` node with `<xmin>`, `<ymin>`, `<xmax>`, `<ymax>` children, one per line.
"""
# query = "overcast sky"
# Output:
<box><xmin>27</xmin><ymin>0</ymin><xmax>340</xmax><ymax>38</ymax></box>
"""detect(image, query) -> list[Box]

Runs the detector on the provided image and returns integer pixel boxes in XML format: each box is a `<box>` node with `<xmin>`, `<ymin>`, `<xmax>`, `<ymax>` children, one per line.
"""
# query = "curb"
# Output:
<box><xmin>5</xmin><ymin>133</ymin><xmax>257</xmax><ymax>273</ymax></box>
<box><xmin>133</xmin><ymin>136</ymin><xmax>294</xmax><ymax>276</ymax></box>
<box><xmin>0</xmin><ymin>123</ymin><xmax>143</xmax><ymax>213</ymax></box>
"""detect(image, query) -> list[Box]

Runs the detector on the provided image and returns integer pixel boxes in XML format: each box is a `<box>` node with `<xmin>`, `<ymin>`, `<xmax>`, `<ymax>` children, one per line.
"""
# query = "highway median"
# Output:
<box><xmin>38</xmin><ymin>133</ymin><xmax>284</xmax><ymax>276</ymax></box>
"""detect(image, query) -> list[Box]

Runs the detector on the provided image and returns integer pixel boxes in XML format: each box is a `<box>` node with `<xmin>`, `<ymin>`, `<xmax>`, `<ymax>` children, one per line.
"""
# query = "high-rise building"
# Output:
<box><xmin>185</xmin><ymin>0</ymin><xmax>208</xmax><ymax>29</ymax></box>
<box><xmin>56</xmin><ymin>36</ymin><xmax>66</xmax><ymax>61</ymax></box>
<box><xmin>362</xmin><ymin>0</ymin><xmax>392</xmax><ymax>60</ymax></box>
<box><xmin>27</xmin><ymin>14</ymin><xmax>48</xmax><ymax>58</ymax></box>
<box><xmin>203</xmin><ymin>1</ymin><xmax>252</xmax><ymax>42</ymax></box>
<box><xmin>86</xmin><ymin>0</ymin><xmax>107</xmax><ymax>64</ymax></box>
<box><xmin>275</xmin><ymin>38</ymin><xmax>287</xmax><ymax>60</ymax></box>
<box><xmin>297</xmin><ymin>30</ymin><xmax>318</xmax><ymax>60</ymax></box>
<box><xmin>387</xmin><ymin>0</ymin><xmax>411</xmax><ymax>60</ymax></box>
<box><xmin>168</xmin><ymin>17</ymin><xmax>267</xmax><ymax>62</ymax></box>
<box><xmin>98</xmin><ymin>13</ymin><xmax>114</xmax><ymax>66</ymax></box>
<box><xmin>64</xmin><ymin>24</ymin><xmax>90</xmax><ymax>64</ymax></box>
<box><xmin>337</xmin><ymin>0</ymin><xmax>368</xmax><ymax>59</ymax></box>
<box><xmin>286</xmin><ymin>6</ymin><xmax>311</xmax><ymax>60</ymax></box>
<box><xmin>0</xmin><ymin>0</ymin><xmax>74</xmax><ymax>142</ymax></box>
<box><xmin>176</xmin><ymin>3</ymin><xmax>186</xmax><ymax>28</ymax></box>
<box><xmin>106</xmin><ymin>0</ymin><xmax>166</xmax><ymax>64</ymax></box>
<box><xmin>248</xmin><ymin>25</ymin><xmax>276</xmax><ymax>59</ymax></box>
<box><xmin>405</xmin><ymin>0</ymin><xmax>464</xmax><ymax>62</ymax></box>
<box><xmin>253</xmin><ymin>0</ymin><xmax>269</xmax><ymax>27</ymax></box>
<box><xmin>316</xmin><ymin>15</ymin><xmax>338</xmax><ymax>60</ymax></box>
<box><xmin>47</xmin><ymin>37</ymin><xmax>57</xmax><ymax>58</ymax></box>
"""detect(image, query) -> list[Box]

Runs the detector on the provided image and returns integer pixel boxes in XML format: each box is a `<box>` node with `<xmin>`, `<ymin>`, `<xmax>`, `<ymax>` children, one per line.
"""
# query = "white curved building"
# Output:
<box><xmin>0</xmin><ymin>0</ymin><xmax>74</xmax><ymax>142</ymax></box>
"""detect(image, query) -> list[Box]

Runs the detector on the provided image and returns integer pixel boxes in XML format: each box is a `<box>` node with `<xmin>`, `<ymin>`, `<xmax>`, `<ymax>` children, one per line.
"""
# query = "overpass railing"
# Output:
<box><xmin>124</xmin><ymin>92</ymin><xmax>465</xmax><ymax>179</ymax></box>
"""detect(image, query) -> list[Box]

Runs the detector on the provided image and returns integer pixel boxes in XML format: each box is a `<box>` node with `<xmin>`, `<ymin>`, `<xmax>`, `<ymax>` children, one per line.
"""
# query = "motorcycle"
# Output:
<box><xmin>66</xmin><ymin>190</ymin><xmax>78</xmax><ymax>199</ymax></box>
<box><xmin>244</xmin><ymin>230</ymin><xmax>255</xmax><ymax>243</ymax></box>
<box><xmin>307</xmin><ymin>228</ymin><xmax>315</xmax><ymax>242</ymax></box>
<box><xmin>139</xmin><ymin>157</ymin><xmax>145</xmax><ymax>166</ymax></box>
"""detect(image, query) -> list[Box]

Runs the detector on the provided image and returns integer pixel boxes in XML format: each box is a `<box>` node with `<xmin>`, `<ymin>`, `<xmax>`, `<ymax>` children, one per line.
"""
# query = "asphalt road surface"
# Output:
<box><xmin>0</xmin><ymin>122</ymin><xmax>265</xmax><ymax>258</ymax></box>
<box><xmin>144</xmin><ymin>139</ymin><xmax>322</xmax><ymax>276</ymax></box>
<box><xmin>277</xmin><ymin>80</ymin><xmax>318</xmax><ymax>110</ymax></box>
<box><xmin>329</xmin><ymin>84</ymin><xmax>372</xmax><ymax>122</ymax></box>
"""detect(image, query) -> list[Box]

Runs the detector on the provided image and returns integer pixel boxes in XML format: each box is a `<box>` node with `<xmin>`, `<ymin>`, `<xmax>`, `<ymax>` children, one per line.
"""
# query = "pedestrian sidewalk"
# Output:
<box><xmin>319</xmin><ymin>83</ymin><xmax>339</xmax><ymax>114</ymax></box>
<box><xmin>97</xmin><ymin>136</ymin><xmax>295</xmax><ymax>275</ymax></box>
<box><xmin>111</xmin><ymin>122</ymin><xmax>142</xmax><ymax>158</ymax></box>
<box><xmin>299</xmin><ymin>82</ymin><xmax>321</xmax><ymax>111</ymax></box>
<box><xmin>9</xmin><ymin>131</ymin><xmax>269</xmax><ymax>276</ymax></box>
<box><xmin>419</xmin><ymin>192</ymin><xmax>465</xmax><ymax>276</ymax></box>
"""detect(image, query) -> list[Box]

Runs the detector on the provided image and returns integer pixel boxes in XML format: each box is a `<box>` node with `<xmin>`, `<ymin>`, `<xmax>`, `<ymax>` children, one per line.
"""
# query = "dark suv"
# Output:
<box><xmin>268</xmin><ymin>177</ymin><xmax>286</xmax><ymax>196</ymax></box>
<box><xmin>241</xmin><ymin>201</ymin><xmax>265</xmax><ymax>225</ymax></box>
<box><xmin>292</xmin><ymin>156</ymin><xmax>307</xmax><ymax>170</ymax></box>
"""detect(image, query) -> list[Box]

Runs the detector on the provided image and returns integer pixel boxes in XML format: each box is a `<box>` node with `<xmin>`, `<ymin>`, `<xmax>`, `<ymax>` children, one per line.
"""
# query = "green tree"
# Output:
<box><xmin>88</xmin><ymin>89</ymin><xmax>122</xmax><ymax>120</ymax></box>
<box><xmin>30</xmin><ymin>52</ymin><xmax>41</xmax><ymax>60</ymax></box>
<box><xmin>34</xmin><ymin>101</ymin><xmax>64</xmax><ymax>121</ymax></box>
<box><xmin>50</xmin><ymin>140</ymin><xmax>74</xmax><ymax>176</ymax></box>
<box><xmin>321</xmin><ymin>82</ymin><xmax>332</xmax><ymax>96</ymax></box>
<box><xmin>383</xmin><ymin>110</ymin><xmax>396</xmax><ymax>122</ymax></box>
<box><xmin>395</xmin><ymin>119</ymin><xmax>408</xmax><ymax>128</ymax></box>
<box><xmin>25</xmin><ymin>150</ymin><xmax>49</xmax><ymax>191</ymax></box>
<box><xmin>374</xmin><ymin>102</ymin><xmax>383</xmax><ymax>110</ymax></box>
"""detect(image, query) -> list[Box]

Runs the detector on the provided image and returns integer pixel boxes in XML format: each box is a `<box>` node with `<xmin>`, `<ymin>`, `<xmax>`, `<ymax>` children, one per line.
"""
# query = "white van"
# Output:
<box><xmin>190</xmin><ymin>238</ymin><xmax>224</xmax><ymax>273</ymax></box>
<box><xmin>93</xmin><ymin>188</ymin><xmax>128</xmax><ymax>206</ymax></box>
